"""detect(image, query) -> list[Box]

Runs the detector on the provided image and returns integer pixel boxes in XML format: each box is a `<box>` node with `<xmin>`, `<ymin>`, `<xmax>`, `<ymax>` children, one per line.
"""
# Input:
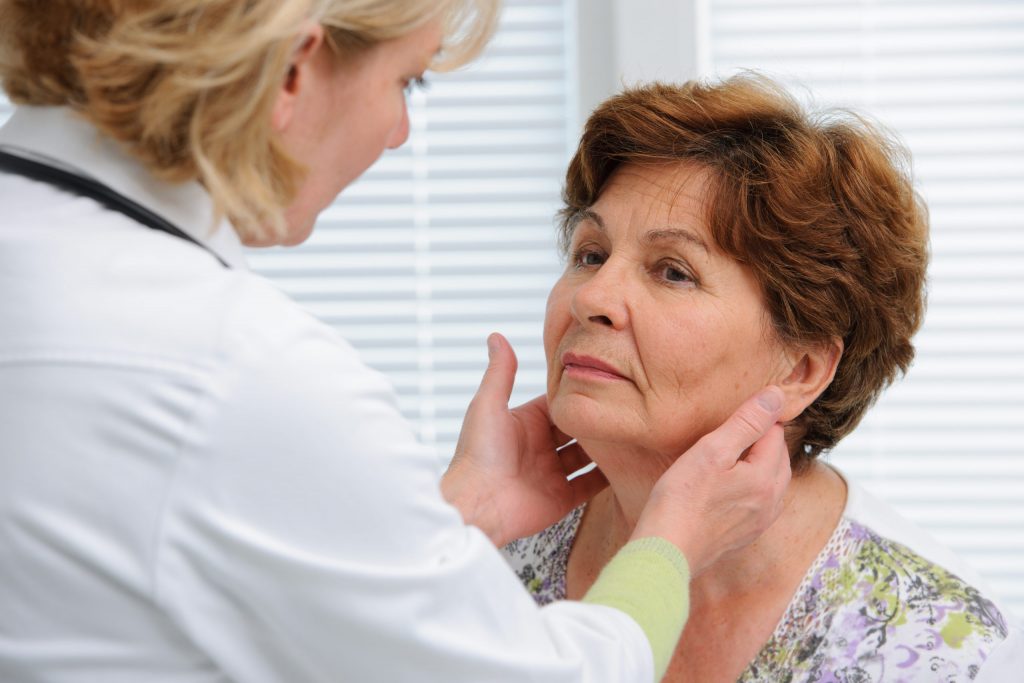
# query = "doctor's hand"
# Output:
<box><xmin>441</xmin><ymin>333</ymin><xmax>608</xmax><ymax>548</ymax></box>
<box><xmin>631</xmin><ymin>387</ymin><xmax>791</xmax><ymax>576</ymax></box>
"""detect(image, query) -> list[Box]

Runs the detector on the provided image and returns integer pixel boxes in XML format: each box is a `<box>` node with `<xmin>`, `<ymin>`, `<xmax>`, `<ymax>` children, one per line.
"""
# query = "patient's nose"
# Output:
<box><xmin>571</xmin><ymin>266</ymin><xmax>628</xmax><ymax>330</ymax></box>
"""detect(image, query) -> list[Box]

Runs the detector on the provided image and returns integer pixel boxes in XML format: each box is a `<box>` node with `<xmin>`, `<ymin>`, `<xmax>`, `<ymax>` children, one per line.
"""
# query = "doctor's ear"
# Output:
<box><xmin>271</xmin><ymin>22</ymin><xmax>326</xmax><ymax>133</ymax></box>
<box><xmin>776</xmin><ymin>338</ymin><xmax>843</xmax><ymax>422</ymax></box>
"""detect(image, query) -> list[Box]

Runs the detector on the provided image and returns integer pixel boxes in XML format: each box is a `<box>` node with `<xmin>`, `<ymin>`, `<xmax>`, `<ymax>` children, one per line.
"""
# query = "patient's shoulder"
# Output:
<box><xmin>500</xmin><ymin>506</ymin><xmax>585</xmax><ymax>606</ymax></box>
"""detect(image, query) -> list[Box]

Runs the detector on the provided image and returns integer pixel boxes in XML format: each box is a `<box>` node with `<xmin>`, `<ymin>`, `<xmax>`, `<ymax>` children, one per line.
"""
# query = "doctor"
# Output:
<box><xmin>0</xmin><ymin>1</ymin><xmax>790</xmax><ymax>681</ymax></box>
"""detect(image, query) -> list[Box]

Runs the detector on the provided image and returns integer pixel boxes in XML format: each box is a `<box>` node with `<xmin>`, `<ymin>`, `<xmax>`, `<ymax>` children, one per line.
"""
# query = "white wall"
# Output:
<box><xmin>573</xmin><ymin>0</ymin><xmax>703</xmax><ymax>127</ymax></box>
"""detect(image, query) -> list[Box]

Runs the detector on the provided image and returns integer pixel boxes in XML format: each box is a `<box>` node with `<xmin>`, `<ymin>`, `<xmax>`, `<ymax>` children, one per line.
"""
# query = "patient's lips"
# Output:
<box><xmin>561</xmin><ymin>352</ymin><xmax>628</xmax><ymax>382</ymax></box>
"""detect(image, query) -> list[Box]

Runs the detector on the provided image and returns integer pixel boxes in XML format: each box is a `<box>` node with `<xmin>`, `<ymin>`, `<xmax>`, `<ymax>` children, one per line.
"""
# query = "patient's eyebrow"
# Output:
<box><xmin>571</xmin><ymin>209</ymin><xmax>710</xmax><ymax>254</ymax></box>
<box><xmin>642</xmin><ymin>228</ymin><xmax>709</xmax><ymax>254</ymax></box>
<box><xmin>571</xmin><ymin>208</ymin><xmax>606</xmax><ymax>232</ymax></box>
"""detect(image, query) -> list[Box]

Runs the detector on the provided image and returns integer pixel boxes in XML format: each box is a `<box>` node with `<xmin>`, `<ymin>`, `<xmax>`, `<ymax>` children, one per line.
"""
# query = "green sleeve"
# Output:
<box><xmin>582</xmin><ymin>537</ymin><xmax>690</xmax><ymax>681</ymax></box>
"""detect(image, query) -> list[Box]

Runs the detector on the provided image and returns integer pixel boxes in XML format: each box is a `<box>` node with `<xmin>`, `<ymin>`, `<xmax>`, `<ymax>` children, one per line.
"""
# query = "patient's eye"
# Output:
<box><xmin>657</xmin><ymin>260</ymin><xmax>696</xmax><ymax>285</ymax></box>
<box><xmin>572</xmin><ymin>247</ymin><xmax>606</xmax><ymax>269</ymax></box>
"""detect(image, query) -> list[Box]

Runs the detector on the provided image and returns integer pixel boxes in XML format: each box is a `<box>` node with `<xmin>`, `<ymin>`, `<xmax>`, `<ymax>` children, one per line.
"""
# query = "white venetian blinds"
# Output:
<box><xmin>247</xmin><ymin>0</ymin><xmax>571</xmax><ymax>460</ymax></box>
<box><xmin>704</xmin><ymin>0</ymin><xmax>1024</xmax><ymax>618</ymax></box>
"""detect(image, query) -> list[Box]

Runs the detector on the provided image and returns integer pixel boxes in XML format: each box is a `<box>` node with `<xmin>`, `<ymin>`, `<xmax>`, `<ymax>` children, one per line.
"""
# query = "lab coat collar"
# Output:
<box><xmin>0</xmin><ymin>106</ymin><xmax>248</xmax><ymax>270</ymax></box>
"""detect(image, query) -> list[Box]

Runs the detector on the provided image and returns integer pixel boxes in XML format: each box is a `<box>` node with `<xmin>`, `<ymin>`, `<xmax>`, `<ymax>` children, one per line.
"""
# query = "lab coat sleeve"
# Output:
<box><xmin>151</xmin><ymin>288</ymin><xmax>661</xmax><ymax>683</ymax></box>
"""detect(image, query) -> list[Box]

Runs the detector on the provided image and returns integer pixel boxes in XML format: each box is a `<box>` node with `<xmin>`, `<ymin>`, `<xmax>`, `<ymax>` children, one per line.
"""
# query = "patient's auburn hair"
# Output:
<box><xmin>0</xmin><ymin>0</ymin><xmax>498</xmax><ymax>243</ymax></box>
<box><xmin>560</xmin><ymin>74</ymin><xmax>929</xmax><ymax>471</ymax></box>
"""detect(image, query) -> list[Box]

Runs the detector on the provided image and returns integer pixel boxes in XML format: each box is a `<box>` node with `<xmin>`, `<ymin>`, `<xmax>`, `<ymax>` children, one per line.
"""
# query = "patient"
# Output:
<box><xmin>504</xmin><ymin>75</ymin><xmax>1021</xmax><ymax>681</ymax></box>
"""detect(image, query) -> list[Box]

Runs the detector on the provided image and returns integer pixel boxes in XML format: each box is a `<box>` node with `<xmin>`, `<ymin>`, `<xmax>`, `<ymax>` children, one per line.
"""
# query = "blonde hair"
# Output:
<box><xmin>0</xmin><ymin>0</ymin><xmax>500</xmax><ymax>243</ymax></box>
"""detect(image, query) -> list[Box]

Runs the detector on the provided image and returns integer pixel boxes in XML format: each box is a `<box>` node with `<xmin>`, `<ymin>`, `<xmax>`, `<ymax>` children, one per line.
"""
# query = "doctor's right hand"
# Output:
<box><xmin>441</xmin><ymin>333</ymin><xmax>608</xmax><ymax>548</ymax></box>
<box><xmin>631</xmin><ymin>387</ymin><xmax>791</xmax><ymax>576</ymax></box>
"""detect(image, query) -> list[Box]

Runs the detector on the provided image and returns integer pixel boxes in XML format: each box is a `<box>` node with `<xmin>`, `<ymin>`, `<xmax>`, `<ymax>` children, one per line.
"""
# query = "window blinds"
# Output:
<box><xmin>705</xmin><ymin>0</ymin><xmax>1024</xmax><ymax>619</ymax></box>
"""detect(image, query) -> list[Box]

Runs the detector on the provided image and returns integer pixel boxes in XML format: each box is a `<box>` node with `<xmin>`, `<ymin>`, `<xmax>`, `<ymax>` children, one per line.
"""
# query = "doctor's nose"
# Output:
<box><xmin>387</xmin><ymin>101</ymin><xmax>411</xmax><ymax>149</ymax></box>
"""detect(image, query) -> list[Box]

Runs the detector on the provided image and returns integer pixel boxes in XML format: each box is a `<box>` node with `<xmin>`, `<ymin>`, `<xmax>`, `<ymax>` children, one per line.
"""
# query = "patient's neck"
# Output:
<box><xmin>581</xmin><ymin>441</ymin><xmax>678</xmax><ymax>534</ymax></box>
<box><xmin>578</xmin><ymin>440</ymin><xmax>847</xmax><ymax>596</ymax></box>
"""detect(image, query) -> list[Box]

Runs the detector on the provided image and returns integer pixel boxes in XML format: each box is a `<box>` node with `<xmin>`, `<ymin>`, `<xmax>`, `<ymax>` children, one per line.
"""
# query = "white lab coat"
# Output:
<box><xmin>0</xmin><ymin>107</ymin><xmax>656</xmax><ymax>682</ymax></box>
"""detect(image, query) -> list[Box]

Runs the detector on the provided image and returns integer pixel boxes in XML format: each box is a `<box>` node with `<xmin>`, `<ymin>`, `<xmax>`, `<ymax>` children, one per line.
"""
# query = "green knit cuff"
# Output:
<box><xmin>582</xmin><ymin>537</ymin><xmax>691</xmax><ymax>681</ymax></box>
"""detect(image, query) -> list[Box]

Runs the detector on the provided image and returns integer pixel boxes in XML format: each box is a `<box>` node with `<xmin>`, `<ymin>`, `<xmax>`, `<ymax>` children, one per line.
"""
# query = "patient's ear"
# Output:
<box><xmin>777</xmin><ymin>338</ymin><xmax>843</xmax><ymax>422</ymax></box>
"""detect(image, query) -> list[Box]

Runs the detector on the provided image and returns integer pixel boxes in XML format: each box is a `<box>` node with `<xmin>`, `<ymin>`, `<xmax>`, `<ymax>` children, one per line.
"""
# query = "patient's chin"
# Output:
<box><xmin>550</xmin><ymin>394</ymin><xmax>717</xmax><ymax>464</ymax></box>
<box><xmin>550</xmin><ymin>394</ymin><xmax>664</xmax><ymax>453</ymax></box>
<box><xmin>549</xmin><ymin>395</ymin><xmax>628</xmax><ymax>445</ymax></box>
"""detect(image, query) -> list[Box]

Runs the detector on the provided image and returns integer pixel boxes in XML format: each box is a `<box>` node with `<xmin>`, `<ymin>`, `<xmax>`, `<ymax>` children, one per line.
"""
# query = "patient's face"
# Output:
<box><xmin>544</xmin><ymin>162</ymin><xmax>788</xmax><ymax>456</ymax></box>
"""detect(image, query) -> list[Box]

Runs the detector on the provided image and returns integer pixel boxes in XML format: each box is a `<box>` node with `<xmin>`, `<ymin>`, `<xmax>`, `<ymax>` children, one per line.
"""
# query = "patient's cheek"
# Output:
<box><xmin>549</xmin><ymin>390</ymin><xmax>659</xmax><ymax>451</ymax></box>
<box><xmin>644</xmin><ymin>400</ymin><xmax>742</xmax><ymax>459</ymax></box>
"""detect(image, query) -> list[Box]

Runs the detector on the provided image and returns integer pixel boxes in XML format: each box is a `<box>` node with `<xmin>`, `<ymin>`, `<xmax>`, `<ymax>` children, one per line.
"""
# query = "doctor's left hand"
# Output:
<box><xmin>441</xmin><ymin>333</ymin><xmax>608</xmax><ymax>548</ymax></box>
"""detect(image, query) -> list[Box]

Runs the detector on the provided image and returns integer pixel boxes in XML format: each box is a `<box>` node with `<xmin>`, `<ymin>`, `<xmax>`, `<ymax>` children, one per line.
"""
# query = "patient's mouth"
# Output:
<box><xmin>561</xmin><ymin>352</ymin><xmax>627</xmax><ymax>382</ymax></box>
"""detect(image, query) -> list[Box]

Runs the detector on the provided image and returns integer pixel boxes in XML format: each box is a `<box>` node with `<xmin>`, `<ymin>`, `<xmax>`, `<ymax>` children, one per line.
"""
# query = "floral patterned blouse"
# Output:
<box><xmin>502</xmin><ymin>477</ymin><xmax>1019</xmax><ymax>682</ymax></box>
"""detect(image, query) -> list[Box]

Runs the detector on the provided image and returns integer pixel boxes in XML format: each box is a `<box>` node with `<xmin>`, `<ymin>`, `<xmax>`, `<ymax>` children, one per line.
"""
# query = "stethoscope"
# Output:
<box><xmin>0</xmin><ymin>149</ymin><xmax>229</xmax><ymax>269</ymax></box>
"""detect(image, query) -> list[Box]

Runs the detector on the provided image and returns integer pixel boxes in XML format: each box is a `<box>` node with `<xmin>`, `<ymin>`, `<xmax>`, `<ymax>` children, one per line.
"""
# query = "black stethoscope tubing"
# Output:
<box><xmin>0</xmin><ymin>149</ymin><xmax>230</xmax><ymax>269</ymax></box>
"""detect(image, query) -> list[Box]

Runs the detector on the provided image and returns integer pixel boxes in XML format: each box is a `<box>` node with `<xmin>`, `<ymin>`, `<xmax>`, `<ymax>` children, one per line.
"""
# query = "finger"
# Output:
<box><xmin>517</xmin><ymin>393</ymin><xmax>576</xmax><ymax>449</ymax></box>
<box><xmin>552</xmin><ymin>425</ymin><xmax>575</xmax><ymax>450</ymax></box>
<box><xmin>517</xmin><ymin>393</ymin><xmax>548</xmax><ymax>415</ymax></box>
<box><xmin>512</xmin><ymin>394</ymin><xmax>572</xmax><ymax>446</ymax></box>
<box><xmin>771</xmin><ymin>427</ymin><xmax>794</xmax><ymax>498</ymax></box>
<box><xmin>741</xmin><ymin>423</ymin><xmax>788</xmax><ymax>471</ymax></box>
<box><xmin>742</xmin><ymin>423</ymin><xmax>792</xmax><ymax>516</ymax></box>
<box><xmin>539</xmin><ymin>398</ymin><xmax>575</xmax><ymax>449</ymax></box>
<box><xmin>566</xmin><ymin>466</ymin><xmax>609</xmax><ymax>508</ymax></box>
<box><xmin>700</xmin><ymin>386</ymin><xmax>785</xmax><ymax>468</ymax></box>
<box><xmin>556</xmin><ymin>441</ymin><xmax>593</xmax><ymax>476</ymax></box>
<box><xmin>473</xmin><ymin>333</ymin><xmax>518</xmax><ymax>407</ymax></box>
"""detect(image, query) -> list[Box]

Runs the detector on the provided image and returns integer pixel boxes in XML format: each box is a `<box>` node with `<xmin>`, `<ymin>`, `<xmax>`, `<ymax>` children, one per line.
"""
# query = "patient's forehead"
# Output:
<box><xmin>604</xmin><ymin>161</ymin><xmax>712</xmax><ymax>199</ymax></box>
<box><xmin>581</xmin><ymin>162</ymin><xmax>719</xmax><ymax>248</ymax></box>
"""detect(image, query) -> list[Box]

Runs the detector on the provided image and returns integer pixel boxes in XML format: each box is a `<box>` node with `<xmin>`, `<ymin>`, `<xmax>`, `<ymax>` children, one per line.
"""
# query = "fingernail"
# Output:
<box><xmin>486</xmin><ymin>334</ymin><xmax>498</xmax><ymax>358</ymax></box>
<box><xmin>757</xmin><ymin>387</ymin><xmax>783</xmax><ymax>412</ymax></box>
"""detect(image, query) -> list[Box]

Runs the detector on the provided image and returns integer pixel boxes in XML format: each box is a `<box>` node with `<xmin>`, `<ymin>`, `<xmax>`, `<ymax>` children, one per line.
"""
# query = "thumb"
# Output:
<box><xmin>701</xmin><ymin>385</ymin><xmax>785</xmax><ymax>468</ymax></box>
<box><xmin>473</xmin><ymin>333</ymin><xmax>518</xmax><ymax>407</ymax></box>
<box><xmin>743</xmin><ymin>422</ymin><xmax>792</xmax><ymax>504</ymax></box>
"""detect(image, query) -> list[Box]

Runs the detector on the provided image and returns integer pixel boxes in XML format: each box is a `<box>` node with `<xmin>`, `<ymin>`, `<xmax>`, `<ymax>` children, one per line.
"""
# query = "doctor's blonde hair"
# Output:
<box><xmin>0</xmin><ymin>0</ymin><xmax>499</xmax><ymax>243</ymax></box>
